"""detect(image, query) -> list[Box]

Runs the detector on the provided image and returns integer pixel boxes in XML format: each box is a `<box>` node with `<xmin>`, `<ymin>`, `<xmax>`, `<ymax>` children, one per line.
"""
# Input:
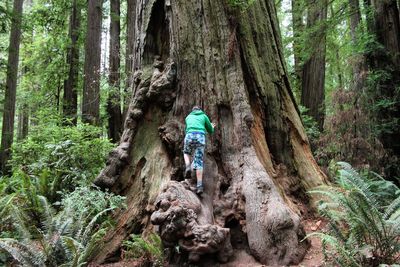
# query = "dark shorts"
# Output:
<box><xmin>183</xmin><ymin>132</ymin><xmax>205</xmax><ymax>170</ymax></box>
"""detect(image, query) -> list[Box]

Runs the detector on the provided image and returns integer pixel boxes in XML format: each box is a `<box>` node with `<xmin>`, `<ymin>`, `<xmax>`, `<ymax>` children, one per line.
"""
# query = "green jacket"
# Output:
<box><xmin>185</xmin><ymin>110</ymin><xmax>214</xmax><ymax>134</ymax></box>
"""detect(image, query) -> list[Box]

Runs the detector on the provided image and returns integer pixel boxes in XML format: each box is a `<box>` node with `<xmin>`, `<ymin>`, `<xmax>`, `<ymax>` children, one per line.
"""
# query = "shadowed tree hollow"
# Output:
<box><xmin>91</xmin><ymin>0</ymin><xmax>327</xmax><ymax>265</ymax></box>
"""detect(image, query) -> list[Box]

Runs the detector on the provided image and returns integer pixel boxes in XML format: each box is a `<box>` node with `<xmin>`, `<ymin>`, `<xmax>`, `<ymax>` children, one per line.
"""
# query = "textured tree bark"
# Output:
<box><xmin>63</xmin><ymin>0</ymin><xmax>80</xmax><ymax>125</ymax></box>
<box><xmin>82</xmin><ymin>0</ymin><xmax>102</xmax><ymax>125</ymax></box>
<box><xmin>370</xmin><ymin>0</ymin><xmax>400</xmax><ymax>157</ymax></box>
<box><xmin>349</xmin><ymin>0</ymin><xmax>368</xmax><ymax>92</ymax></box>
<box><xmin>123</xmin><ymin>0</ymin><xmax>136</xmax><ymax>117</ymax></box>
<box><xmin>291</xmin><ymin>0</ymin><xmax>305</xmax><ymax>88</ymax></box>
<box><xmin>107</xmin><ymin>0</ymin><xmax>123</xmax><ymax>142</ymax></box>
<box><xmin>0</xmin><ymin>0</ymin><xmax>24</xmax><ymax>174</ymax></box>
<box><xmin>90</xmin><ymin>0</ymin><xmax>327</xmax><ymax>265</ymax></box>
<box><xmin>301</xmin><ymin>0</ymin><xmax>327</xmax><ymax>131</ymax></box>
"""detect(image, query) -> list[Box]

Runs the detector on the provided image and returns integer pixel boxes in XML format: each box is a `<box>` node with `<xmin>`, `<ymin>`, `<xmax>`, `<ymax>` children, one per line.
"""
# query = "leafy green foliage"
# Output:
<box><xmin>122</xmin><ymin>233</ymin><xmax>165</xmax><ymax>266</ymax></box>
<box><xmin>8</xmin><ymin>122</ymin><xmax>114</xmax><ymax>200</ymax></box>
<box><xmin>0</xmin><ymin>119</ymin><xmax>121</xmax><ymax>266</ymax></box>
<box><xmin>227</xmin><ymin>0</ymin><xmax>256</xmax><ymax>10</ymax></box>
<box><xmin>299</xmin><ymin>105</ymin><xmax>321</xmax><ymax>141</ymax></box>
<box><xmin>0</xmin><ymin>183</ymin><xmax>125</xmax><ymax>267</ymax></box>
<box><xmin>309</xmin><ymin>162</ymin><xmax>400</xmax><ymax>266</ymax></box>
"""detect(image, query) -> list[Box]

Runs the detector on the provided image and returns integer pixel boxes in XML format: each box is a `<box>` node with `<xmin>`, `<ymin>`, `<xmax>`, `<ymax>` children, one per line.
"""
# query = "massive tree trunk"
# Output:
<box><xmin>0</xmin><ymin>0</ymin><xmax>24</xmax><ymax>174</ymax></box>
<box><xmin>91</xmin><ymin>0</ymin><xmax>326</xmax><ymax>265</ymax></box>
<box><xmin>82</xmin><ymin>0</ymin><xmax>102</xmax><ymax>125</ymax></box>
<box><xmin>301</xmin><ymin>0</ymin><xmax>328</xmax><ymax>131</ymax></box>
<box><xmin>370</xmin><ymin>0</ymin><xmax>400</xmax><ymax>158</ymax></box>
<box><xmin>63</xmin><ymin>0</ymin><xmax>80</xmax><ymax>125</ymax></box>
<box><xmin>107</xmin><ymin>0</ymin><xmax>123</xmax><ymax>142</ymax></box>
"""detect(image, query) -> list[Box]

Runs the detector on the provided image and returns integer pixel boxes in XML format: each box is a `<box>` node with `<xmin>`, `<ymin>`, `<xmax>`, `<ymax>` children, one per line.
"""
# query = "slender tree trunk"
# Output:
<box><xmin>0</xmin><ymin>0</ymin><xmax>24</xmax><ymax>174</ymax></box>
<box><xmin>291</xmin><ymin>0</ymin><xmax>304</xmax><ymax>87</ymax></box>
<box><xmin>82</xmin><ymin>0</ymin><xmax>102</xmax><ymax>125</ymax></box>
<box><xmin>90</xmin><ymin>0</ymin><xmax>327</xmax><ymax>265</ymax></box>
<box><xmin>107</xmin><ymin>0</ymin><xmax>123</xmax><ymax>142</ymax></box>
<box><xmin>63</xmin><ymin>0</ymin><xmax>80</xmax><ymax>125</ymax></box>
<box><xmin>301</xmin><ymin>0</ymin><xmax>328</xmax><ymax>131</ymax></box>
<box><xmin>349</xmin><ymin>0</ymin><xmax>362</xmax><ymax>43</ymax></box>
<box><xmin>17</xmin><ymin>105</ymin><xmax>28</xmax><ymax>141</ymax></box>
<box><xmin>124</xmin><ymin>0</ymin><xmax>136</xmax><ymax>116</ymax></box>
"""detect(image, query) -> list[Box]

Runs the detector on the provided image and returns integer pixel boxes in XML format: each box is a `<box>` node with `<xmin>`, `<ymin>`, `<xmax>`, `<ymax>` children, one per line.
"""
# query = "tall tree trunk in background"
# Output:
<box><xmin>348</xmin><ymin>0</ymin><xmax>369</xmax><ymax>152</ymax></box>
<box><xmin>63</xmin><ymin>0</ymin><xmax>80</xmax><ymax>125</ymax></box>
<box><xmin>0</xmin><ymin>0</ymin><xmax>24</xmax><ymax>174</ymax></box>
<box><xmin>17</xmin><ymin>105</ymin><xmax>28</xmax><ymax>141</ymax></box>
<box><xmin>370</xmin><ymin>0</ymin><xmax>400</xmax><ymax>159</ymax></box>
<box><xmin>82</xmin><ymin>0</ymin><xmax>102</xmax><ymax>125</ymax></box>
<box><xmin>107</xmin><ymin>0</ymin><xmax>123</xmax><ymax>142</ymax></box>
<box><xmin>349</xmin><ymin>0</ymin><xmax>368</xmax><ymax>92</ymax></box>
<box><xmin>291</xmin><ymin>0</ymin><xmax>304</xmax><ymax>88</ymax></box>
<box><xmin>124</xmin><ymin>0</ymin><xmax>136</xmax><ymax>116</ymax></box>
<box><xmin>301</xmin><ymin>0</ymin><xmax>327</xmax><ymax>131</ymax></box>
<box><xmin>90</xmin><ymin>0</ymin><xmax>327</xmax><ymax>265</ymax></box>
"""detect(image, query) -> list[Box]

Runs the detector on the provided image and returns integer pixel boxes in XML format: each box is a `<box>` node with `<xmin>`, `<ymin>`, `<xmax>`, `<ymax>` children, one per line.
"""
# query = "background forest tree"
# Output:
<box><xmin>0</xmin><ymin>0</ymin><xmax>399</xmax><ymax>266</ymax></box>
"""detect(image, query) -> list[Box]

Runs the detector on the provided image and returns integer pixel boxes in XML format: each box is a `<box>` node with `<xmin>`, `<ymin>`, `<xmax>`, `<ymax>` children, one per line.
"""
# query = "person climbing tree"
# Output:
<box><xmin>183</xmin><ymin>106</ymin><xmax>215</xmax><ymax>194</ymax></box>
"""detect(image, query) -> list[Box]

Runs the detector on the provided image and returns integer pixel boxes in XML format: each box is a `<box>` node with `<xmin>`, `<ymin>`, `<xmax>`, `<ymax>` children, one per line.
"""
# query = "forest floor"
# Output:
<box><xmin>92</xmin><ymin>217</ymin><xmax>328</xmax><ymax>267</ymax></box>
<box><xmin>294</xmin><ymin>217</ymin><xmax>328</xmax><ymax>267</ymax></box>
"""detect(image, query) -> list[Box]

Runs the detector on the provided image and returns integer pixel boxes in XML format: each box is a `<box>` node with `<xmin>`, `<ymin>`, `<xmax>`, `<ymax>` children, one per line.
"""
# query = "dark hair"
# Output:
<box><xmin>192</xmin><ymin>106</ymin><xmax>201</xmax><ymax>111</ymax></box>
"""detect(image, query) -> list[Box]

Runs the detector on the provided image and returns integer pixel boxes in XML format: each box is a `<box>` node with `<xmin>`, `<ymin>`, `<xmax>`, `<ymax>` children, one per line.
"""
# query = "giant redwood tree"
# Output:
<box><xmin>0</xmin><ymin>0</ymin><xmax>24</xmax><ymax>174</ymax></box>
<box><xmin>63</xmin><ymin>0</ymin><xmax>81</xmax><ymax>125</ymax></box>
<box><xmin>301</xmin><ymin>0</ymin><xmax>328</xmax><ymax>131</ymax></box>
<box><xmin>82</xmin><ymin>0</ymin><xmax>102</xmax><ymax>125</ymax></box>
<box><xmin>90</xmin><ymin>0</ymin><xmax>327</xmax><ymax>265</ymax></box>
<box><xmin>107</xmin><ymin>0</ymin><xmax>123</xmax><ymax>142</ymax></box>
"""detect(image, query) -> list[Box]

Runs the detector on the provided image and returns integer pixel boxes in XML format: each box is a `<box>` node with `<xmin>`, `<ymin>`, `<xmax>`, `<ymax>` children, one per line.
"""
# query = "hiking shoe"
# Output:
<box><xmin>196</xmin><ymin>184</ymin><xmax>204</xmax><ymax>195</ymax></box>
<box><xmin>184</xmin><ymin>165</ymin><xmax>191</xmax><ymax>179</ymax></box>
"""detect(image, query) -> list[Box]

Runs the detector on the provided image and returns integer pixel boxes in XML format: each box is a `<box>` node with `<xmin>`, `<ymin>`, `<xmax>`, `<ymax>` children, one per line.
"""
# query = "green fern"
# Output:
<box><xmin>309</xmin><ymin>162</ymin><xmax>400</xmax><ymax>266</ymax></box>
<box><xmin>123</xmin><ymin>233</ymin><xmax>164</xmax><ymax>266</ymax></box>
<box><xmin>0</xmin><ymin>187</ymin><xmax>122</xmax><ymax>266</ymax></box>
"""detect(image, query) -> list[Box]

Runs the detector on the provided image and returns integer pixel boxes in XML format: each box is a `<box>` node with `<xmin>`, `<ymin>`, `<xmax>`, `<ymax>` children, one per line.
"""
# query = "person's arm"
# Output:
<box><xmin>204</xmin><ymin>115</ymin><xmax>215</xmax><ymax>134</ymax></box>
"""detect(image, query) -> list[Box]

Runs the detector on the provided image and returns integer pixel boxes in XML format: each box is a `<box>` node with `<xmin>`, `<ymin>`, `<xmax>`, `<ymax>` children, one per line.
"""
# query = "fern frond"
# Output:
<box><xmin>0</xmin><ymin>238</ymin><xmax>45</xmax><ymax>267</ymax></box>
<box><xmin>384</xmin><ymin>195</ymin><xmax>400</xmax><ymax>220</ymax></box>
<box><xmin>80</xmin><ymin>207</ymin><xmax>113</xmax><ymax>245</ymax></box>
<box><xmin>61</xmin><ymin>236</ymin><xmax>83</xmax><ymax>267</ymax></box>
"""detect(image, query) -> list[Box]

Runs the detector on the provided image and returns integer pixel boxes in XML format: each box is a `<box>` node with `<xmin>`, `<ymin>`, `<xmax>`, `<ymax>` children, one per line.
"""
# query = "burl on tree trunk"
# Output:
<box><xmin>91</xmin><ymin>0</ymin><xmax>327</xmax><ymax>265</ymax></box>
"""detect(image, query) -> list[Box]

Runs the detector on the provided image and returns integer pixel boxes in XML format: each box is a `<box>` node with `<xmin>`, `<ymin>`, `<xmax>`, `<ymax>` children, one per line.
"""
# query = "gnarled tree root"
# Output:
<box><xmin>151</xmin><ymin>181</ymin><xmax>233</xmax><ymax>263</ymax></box>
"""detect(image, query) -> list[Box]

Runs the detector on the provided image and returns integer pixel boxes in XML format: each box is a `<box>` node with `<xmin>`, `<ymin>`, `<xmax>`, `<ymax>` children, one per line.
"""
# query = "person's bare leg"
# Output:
<box><xmin>183</xmin><ymin>153</ymin><xmax>191</xmax><ymax>168</ymax></box>
<box><xmin>183</xmin><ymin>153</ymin><xmax>192</xmax><ymax>179</ymax></box>
<box><xmin>196</xmin><ymin>169</ymin><xmax>203</xmax><ymax>185</ymax></box>
<box><xmin>196</xmin><ymin>169</ymin><xmax>204</xmax><ymax>194</ymax></box>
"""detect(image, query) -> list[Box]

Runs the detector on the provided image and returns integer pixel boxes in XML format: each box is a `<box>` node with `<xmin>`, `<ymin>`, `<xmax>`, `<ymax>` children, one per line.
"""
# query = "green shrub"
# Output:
<box><xmin>8</xmin><ymin>123</ymin><xmax>114</xmax><ymax>201</ymax></box>
<box><xmin>0</xmin><ymin>186</ymin><xmax>125</xmax><ymax>267</ymax></box>
<box><xmin>309</xmin><ymin>162</ymin><xmax>400</xmax><ymax>267</ymax></box>
<box><xmin>122</xmin><ymin>233</ymin><xmax>164</xmax><ymax>266</ymax></box>
<box><xmin>299</xmin><ymin>105</ymin><xmax>321</xmax><ymax>141</ymax></box>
